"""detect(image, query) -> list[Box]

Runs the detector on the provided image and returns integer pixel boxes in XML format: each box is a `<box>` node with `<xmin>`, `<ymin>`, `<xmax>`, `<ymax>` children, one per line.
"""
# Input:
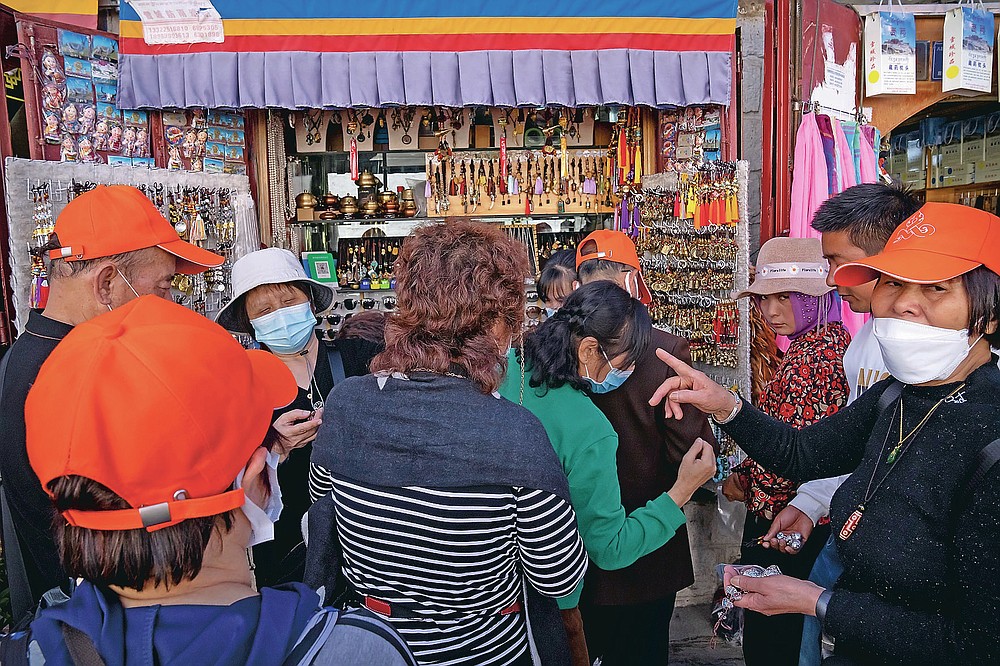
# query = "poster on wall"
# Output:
<box><xmin>864</xmin><ymin>10</ymin><xmax>917</xmax><ymax>95</ymax></box>
<box><xmin>801</xmin><ymin>0</ymin><xmax>861</xmax><ymax>118</ymax></box>
<box><xmin>943</xmin><ymin>5</ymin><xmax>994</xmax><ymax>95</ymax></box>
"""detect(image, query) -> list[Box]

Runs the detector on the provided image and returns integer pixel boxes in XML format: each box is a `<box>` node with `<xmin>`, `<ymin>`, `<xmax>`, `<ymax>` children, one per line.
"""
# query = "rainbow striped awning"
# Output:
<box><xmin>7</xmin><ymin>0</ymin><xmax>98</xmax><ymax>29</ymax></box>
<box><xmin>118</xmin><ymin>0</ymin><xmax>737</xmax><ymax>109</ymax></box>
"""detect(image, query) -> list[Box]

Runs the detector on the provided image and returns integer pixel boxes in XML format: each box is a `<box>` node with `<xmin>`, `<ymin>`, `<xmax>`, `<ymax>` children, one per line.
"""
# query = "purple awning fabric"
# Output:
<box><xmin>118</xmin><ymin>49</ymin><xmax>731</xmax><ymax>109</ymax></box>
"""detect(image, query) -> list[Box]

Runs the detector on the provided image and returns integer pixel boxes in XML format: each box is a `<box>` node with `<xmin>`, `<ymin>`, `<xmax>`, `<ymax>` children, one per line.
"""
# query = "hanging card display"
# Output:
<box><xmin>864</xmin><ymin>9</ymin><xmax>917</xmax><ymax>95</ymax></box>
<box><xmin>943</xmin><ymin>4</ymin><xmax>995</xmax><ymax>95</ymax></box>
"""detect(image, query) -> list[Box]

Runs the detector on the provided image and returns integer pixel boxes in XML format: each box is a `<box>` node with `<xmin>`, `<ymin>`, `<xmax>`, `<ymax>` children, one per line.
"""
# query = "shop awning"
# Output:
<box><xmin>118</xmin><ymin>0</ymin><xmax>737</xmax><ymax>110</ymax></box>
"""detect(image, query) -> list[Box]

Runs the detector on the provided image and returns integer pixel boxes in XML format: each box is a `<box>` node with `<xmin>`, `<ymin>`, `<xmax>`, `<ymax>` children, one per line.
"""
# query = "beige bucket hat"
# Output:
<box><xmin>736</xmin><ymin>237</ymin><xmax>834</xmax><ymax>299</ymax></box>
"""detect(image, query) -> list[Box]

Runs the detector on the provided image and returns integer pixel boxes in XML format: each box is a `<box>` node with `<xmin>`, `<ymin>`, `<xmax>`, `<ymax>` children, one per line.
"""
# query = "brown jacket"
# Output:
<box><xmin>583</xmin><ymin>328</ymin><xmax>716</xmax><ymax>605</ymax></box>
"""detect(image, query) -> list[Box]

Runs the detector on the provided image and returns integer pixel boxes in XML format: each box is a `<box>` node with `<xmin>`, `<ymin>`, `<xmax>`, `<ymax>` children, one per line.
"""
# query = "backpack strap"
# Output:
<box><xmin>335</xmin><ymin>609</ymin><xmax>418</xmax><ymax>666</ymax></box>
<box><xmin>0</xmin><ymin>349</ymin><xmax>35</xmax><ymax>625</ymax></box>
<box><xmin>326</xmin><ymin>347</ymin><xmax>346</xmax><ymax>386</ymax></box>
<box><xmin>876</xmin><ymin>380</ymin><xmax>903</xmax><ymax>418</ymax></box>
<box><xmin>60</xmin><ymin>623</ymin><xmax>106</xmax><ymax>666</ymax></box>
<box><xmin>964</xmin><ymin>439</ymin><xmax>1000</xmax><ymax>497</ymax></box>
<box><xmin>0</xmin><ymin>629</ymin><xmax>31</xmax><ymax>666</ymax></box>
<box><xmin>282</xmin><ymin>608</ymin><xmax>339</xmax><ymax>666</ymax></box>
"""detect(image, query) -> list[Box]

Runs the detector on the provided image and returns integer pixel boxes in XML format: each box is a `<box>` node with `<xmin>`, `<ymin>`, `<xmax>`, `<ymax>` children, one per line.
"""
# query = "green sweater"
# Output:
<box><xmin>499</xmin><ymin>353</ymin><xmax>686</xmax><ymax>609</ymax></box>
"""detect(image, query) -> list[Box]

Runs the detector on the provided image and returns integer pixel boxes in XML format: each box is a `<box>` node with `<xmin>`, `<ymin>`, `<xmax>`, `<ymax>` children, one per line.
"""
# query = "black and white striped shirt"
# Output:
<box><xmin>309</xmin><ymin>465</ymin><xmax>587</xmax><ymax>666</ymax></box>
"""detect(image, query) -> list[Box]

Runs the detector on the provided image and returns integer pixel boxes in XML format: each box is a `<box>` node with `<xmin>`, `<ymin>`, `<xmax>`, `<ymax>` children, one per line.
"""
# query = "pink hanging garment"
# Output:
<box><xmin>789</xmin><ymin>114</ymin><xmax>829</xmax><ymax>240</ymax></box>
<box><xmin>858</xmin><ymin>128</ymin><xmax>878</xmax><ymax>184</ymax></box>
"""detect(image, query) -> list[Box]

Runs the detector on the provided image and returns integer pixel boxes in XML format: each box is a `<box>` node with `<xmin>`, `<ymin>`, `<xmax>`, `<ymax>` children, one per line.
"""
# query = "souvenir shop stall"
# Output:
<box><xmin>115</xmin><ymin>0</ymin><xmax>741</xmax><ymax>337</ymax></box>
<box><xmin>0</xmin><ymin>10</ymin><xmax>257</xmax><ymax>335</ymax></box>
<box><xmin>4</xmin><ymin>157</ymin><xmax>258</xmax><ymax>331</ymax></box>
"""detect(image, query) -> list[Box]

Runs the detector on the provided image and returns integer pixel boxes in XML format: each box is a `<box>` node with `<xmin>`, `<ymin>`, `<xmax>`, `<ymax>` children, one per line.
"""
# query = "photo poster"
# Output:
<box><xmin>865</xmin><ymin>11</ymin><xmax>917</xmax><ymax>96</ymax></box>
<box><xmin>800</xmin><ymin>0</ymin><xmax>860</xmax><ymax>117</ymax></box>
<box><xmin>943</xmin><ymin>5</ymin><xmax>995</xmax><ymax>95</ymax></box>
<box><xmin>38</xmin><ymin>29</ymin><xmax>144</xmax><ymax>164</ymax></box>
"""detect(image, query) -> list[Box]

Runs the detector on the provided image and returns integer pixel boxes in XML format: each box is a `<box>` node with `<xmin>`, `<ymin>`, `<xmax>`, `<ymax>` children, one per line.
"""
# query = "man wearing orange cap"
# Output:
<box><xmin>4</xmin><ymin>297</ymin><xmax>414</xmax><ymax>664</ymax></box>
<box><xmin>574</xmin><ymin>230</ymin><xmax>716</xmax><ymax>665</ymax></box>
<box><xmin>0</xmin><ymin>185</ymin><xmax>223</xmax><ymax>622</ymax></box>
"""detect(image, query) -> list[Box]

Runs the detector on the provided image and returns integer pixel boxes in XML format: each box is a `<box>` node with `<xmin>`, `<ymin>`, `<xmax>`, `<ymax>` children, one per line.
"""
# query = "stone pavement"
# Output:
<box><xmin>668</xmin><ymin>603</ymin><xmax>744</xmax><ymax>666</ymax></box>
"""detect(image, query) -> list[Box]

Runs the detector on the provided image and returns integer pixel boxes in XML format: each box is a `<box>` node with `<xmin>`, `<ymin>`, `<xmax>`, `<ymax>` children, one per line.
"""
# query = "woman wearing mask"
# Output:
<box><xmin>499</xmin><ymin>281</ymin><xmax>716</xmax><ymax>666</ymax></box>
<box><xmin>652</xmin><ymin>203</ymin><xmax>1000</xmax><ymax>665</ymax></box>
<box><xmin>216</xmin><ymin>247</ymin><xmax>335</xmax><ymax>586</ymax></box>
<box><xmin>306</xmin><ymin>221</ymin><xmax>588</xmax><ymax>666</ymax></box>
<box><xmin>724</xmin><ymin>238</ymin><xmax>850</xmax><ymax>666</ymax></box>
<box><xmin>537</xmin><ymin>249</ymin><xmax>578</xmax><ymax>316</ymax></box>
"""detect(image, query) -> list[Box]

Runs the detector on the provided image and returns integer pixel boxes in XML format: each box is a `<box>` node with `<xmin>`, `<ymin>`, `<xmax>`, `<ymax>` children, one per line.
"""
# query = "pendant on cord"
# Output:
<box><xmin>839</xmin><ymin>505</ymin><xmax>865</xmax><ymax>540</ymax></box>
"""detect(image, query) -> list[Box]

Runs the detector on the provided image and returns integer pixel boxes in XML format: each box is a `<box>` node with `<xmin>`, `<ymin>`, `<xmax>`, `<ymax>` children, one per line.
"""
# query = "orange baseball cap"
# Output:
<box><xmin>835</xmin><ymin>203</ymin><xmax>1000</xmax><ymax>286</ymax></box>
<box><xmin>25</xmin><ymin>296</ymin><xmax>297</xmax><ymax>532</ymax></box>
<box><xmin>576</xmin><ymin>229</ymin><xmax>652</xmax><ymax>305</ymax></box>
<box><xmin>50</xmin><ymin>185</ymin><xmax>224</xmax><ymax>274</ymax></box>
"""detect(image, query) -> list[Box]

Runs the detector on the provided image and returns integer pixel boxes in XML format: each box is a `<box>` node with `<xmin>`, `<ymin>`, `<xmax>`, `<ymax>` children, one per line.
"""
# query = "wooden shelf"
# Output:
<box><xmin>923</xmin><ymin>180</ymin><xmax>1000</xmax><ymax>202</ymax></box>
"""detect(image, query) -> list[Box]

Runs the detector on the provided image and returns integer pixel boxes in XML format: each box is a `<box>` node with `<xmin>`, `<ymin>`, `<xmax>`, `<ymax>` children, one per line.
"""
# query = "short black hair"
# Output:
<box><xmin>810</xmin><ymin>183</ymin><xmax>921</xmax><ymax>255</ymax></box>
<box><xmin>538</xmin><ymin>249</ymin><xmax>576</xmax><ymax>304</ymax></box>
<box><xmin>962</xmin><ymin>266</ymin><xmax>1000</xmax><ymax>348</ymax></box>
<box><xmin>577</xmin><ymin>257</ymin><xmax>629</xmax><ymax>285</ymax></box>
<box><xmin>521</xmin><ymin>280</ymin><xmax>650</xmax><ymax>393</ymax></box>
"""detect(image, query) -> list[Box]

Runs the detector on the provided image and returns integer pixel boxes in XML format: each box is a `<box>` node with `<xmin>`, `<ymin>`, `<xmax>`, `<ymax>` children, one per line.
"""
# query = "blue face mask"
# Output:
<box><xmin>545</xmin><ymin>307</ymin><xmax>557</xmax><ymax>318</ymax></box>
<box><xmin>251</xmin><ymin>301</ymin><xmax>316</xmax><ymax>354</ymax></box>
<box><xmin>584</xmin><ymin>349</ymin><xmax>633</xmax><ymax>394</ymax></box>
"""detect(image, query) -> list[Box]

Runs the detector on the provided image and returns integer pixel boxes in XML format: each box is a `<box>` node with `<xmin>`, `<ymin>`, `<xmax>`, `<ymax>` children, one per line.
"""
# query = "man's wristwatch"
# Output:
<box><xmin>711</xmin><ymin>389</ymin><xmax>742</xmax><ymax>425</ymax></box>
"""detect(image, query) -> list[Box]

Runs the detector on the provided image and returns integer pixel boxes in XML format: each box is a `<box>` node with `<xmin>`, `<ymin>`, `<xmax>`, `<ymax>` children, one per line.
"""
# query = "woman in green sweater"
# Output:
<box><xmin>499</xmin><ymin>281</ymin><xmax>717</xmax><ymax>665</ymax></box>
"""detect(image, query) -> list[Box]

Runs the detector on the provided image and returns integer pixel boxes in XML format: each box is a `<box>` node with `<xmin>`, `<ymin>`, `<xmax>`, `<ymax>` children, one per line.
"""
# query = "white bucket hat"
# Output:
<box><xmin>215</xmin><ymin>248</ymin><xmax>336</xmax><ymax>333</ymax></box>
<box><xmin>736</xmin><ymin>237</ymin><xmax>834</xmax><ymax>299</ymax></box>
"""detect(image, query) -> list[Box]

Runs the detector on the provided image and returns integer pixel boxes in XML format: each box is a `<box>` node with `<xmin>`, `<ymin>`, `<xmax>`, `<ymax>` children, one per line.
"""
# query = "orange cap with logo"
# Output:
<box><xmin>576</xmin><ymin>229</ymin><xmax>652</xmax><ymax>305</ymax></box>
<box><xmin>50</xmin><ymin>185</ymin><xmax>224</xmax><ymax>275</ymax></box>
<box><xmin>835</xmin><ymin>203</ymin><xmax>1000</xmax><ymax>286</ymax></box>
<box><xmin>25</xmin><ymin>296</ymin><xmax>297</xmax><ymax>532</ymax></box>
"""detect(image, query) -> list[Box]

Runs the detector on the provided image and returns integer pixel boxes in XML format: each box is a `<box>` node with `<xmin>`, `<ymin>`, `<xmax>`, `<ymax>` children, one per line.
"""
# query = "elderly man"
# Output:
<box><xmin>0</xmin><ymin>185</ymin><xmax>222</xmax><ymax>622</ymax></box>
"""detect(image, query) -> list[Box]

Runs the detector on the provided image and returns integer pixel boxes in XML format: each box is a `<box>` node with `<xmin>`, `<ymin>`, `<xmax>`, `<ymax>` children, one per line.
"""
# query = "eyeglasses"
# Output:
<box><xmin>525</xmin><ymin>305</ymin><xmax>544</xmax><ymax>321</ymax></box>
<box><xmin>361</xmin><ymin>297</ymin><xmax>377</xmax><ymax>310</ymax></box>
<box><xmin>325</xmin><ymin>313</ymin><xmax>343</xmax><ymax>325</ymax></box>
<box><xmin>341</xmin><ymin>298</ymin><xmax>359</xmax><ymax>311</ymax></box>
<box><xmin>382</xmin><ymin>296</ymin><xmax>397</xmax><ymax>310</ymax></box>
<box><xmin>526</xmin><ymin>291</ymin><xmax>539</xmax><ymax>302</ymax></box>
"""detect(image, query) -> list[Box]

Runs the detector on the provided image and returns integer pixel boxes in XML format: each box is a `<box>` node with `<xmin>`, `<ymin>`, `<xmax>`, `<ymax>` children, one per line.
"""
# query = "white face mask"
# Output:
<box><xmin>234</xmin><ymin>450</ymin><xmax>284</xmax><ymax>547</ymax></box>
<box><xmin>872</xmin><ymin>317</ymin><xmax>982</xmax><ymax>385</ymax></box>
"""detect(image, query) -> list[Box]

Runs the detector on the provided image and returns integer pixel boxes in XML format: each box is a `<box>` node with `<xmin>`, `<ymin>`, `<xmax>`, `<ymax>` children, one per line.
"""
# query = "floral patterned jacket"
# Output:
<box><xmin>734</xmin><ymin>321</ymin><xmax>851</xmax><ymax>519</ymax></box>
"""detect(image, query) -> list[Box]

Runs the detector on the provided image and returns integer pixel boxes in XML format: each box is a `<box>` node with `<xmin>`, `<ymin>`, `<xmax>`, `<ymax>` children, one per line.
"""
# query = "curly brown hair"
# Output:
<box><xmin>371</xmin><ymin>221</ymin><xmax>530</xmax><ymax>393</ymax></box>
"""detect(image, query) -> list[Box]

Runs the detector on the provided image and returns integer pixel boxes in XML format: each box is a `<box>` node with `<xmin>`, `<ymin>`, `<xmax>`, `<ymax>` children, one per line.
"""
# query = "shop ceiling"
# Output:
<box><xmin>117</xmin><ymin>0</ymin><xmax>738</xmax><ymax>110</ymax></box>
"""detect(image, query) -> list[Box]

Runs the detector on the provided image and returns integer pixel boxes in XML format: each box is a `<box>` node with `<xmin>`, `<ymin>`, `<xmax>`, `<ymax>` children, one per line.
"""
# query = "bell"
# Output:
<box><xmin>339</xmin><ymin>195</ymin><xmax>359</xmax><ymax>218</ymax></box>
<box><xmin>400</xmin><ymin>188</ymin><xmax>415</xmax><ymax>203</ymax></box>
<box><xmin>355</xmin><ymin>170</ymin><xmax>379</xmax><ymax>188</ymax></box>
<box><xmin>321</xmin><ymin>193</ymin><xmax>340</xmax><ymax>209</ymax></box>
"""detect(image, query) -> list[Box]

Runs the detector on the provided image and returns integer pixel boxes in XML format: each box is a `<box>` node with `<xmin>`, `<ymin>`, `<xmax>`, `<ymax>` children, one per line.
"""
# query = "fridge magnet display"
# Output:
<box><xmin>60</xmin><ymin>135</ymin><xmax>78</xmax><ymax>161</ymax></box>
<box><xmin>190</xmin><ymin>157</ymin><xmax>203</xmax><ymax>172</ymax></box>
<box><xmin>91</xmin><ymin>60</ymin><xmax>117</xmax><ymax>84</ymax></box>
<box><xmin>133</xmin><ymin>127</ymin><xmax>150</xmax><ymax>158</ymax></box>
<box><xmin>207</xmin><ymin>126</ymin><xmax>225</xmax><ymax>142</ymax></box>
<box><xmin>63</xmin><ymin>56</ymin><xmax>92</xmax><ymax>80</ymax></box>
<box><xmin>41</xmin><ymin>83</ymin><xmax>65</xmax><ymax>111</ymax></box>
<box><xmin>162</xmin><ymin>111</ymin><xmax>188</xmax><ymax>127</ymax></box>
<box><xmin>79</xmin><ymin>105</ymin><xmax>96</xmax><ymax>134</ymax></box>
<box><xmin>204</xmin><ymin>158</ymin><xmax>224</xmax><ymax>173</ymax></box>
<box><xmin>224</xmin><ymin>144</ymin><xmax>244</xmax><ymax>162</ymax></box>
<box><xmin>43</xmin><ymin>111</ymin><xmax>61</xmax><ymax>143</ymax></box>
<box><xmin>123</xmin><ymin>110</ymin><xmax>147</xmax><ymax>127</ymax></box>
<box><xmin>132</xmin><ymin>157</ymin><xmax>154</xmax><ymax>168</ymax></box>
<box><xmin>122</xmin><ymin>126</ymin><xmax>137</xmax><ymax>157</ymax></box>
<box><xmin>224</xmin><ymin>162</ymin><xmax>247</xmax><ymax>175</ymax></box>
<box><xmin>95</xmin><ymin>83</ymin><xmax>116</xmax><ymax>104</ymax></box>
<box><xmin>66</xmin><ymin>77</ymin><xmax>93</xmax><ymax>104</ymax></box>
<box><xmin>41</xmin><ymin>49</ymin><xmax>65</xmax><ymax>84</ymax></box>
<box><xmin>167</xmin><ymin>145</ymin><xmax>183</xmax><ymax>170</ymax></box>
<box><xmin>96</xmin><ymin>102</ymin><xmax>119</xmax><ymax>121</ymax></box>
<box><xmin>164</xmin><ymin>125</ymin><xmax>185</xmax><ymax>146</ymax></box>
<box><xmin>61</xmin><ymin>103</ymin><xmax>80</xmax><ymax>134</ymax></box>
<box><xmin>182</xmin><ymin>129</ymin><xmax>199</xmax><ymax>158</ymax></box>
<box><xmin>78</xmin><ymin>136</ymin><xmax>98</xmax><ymax>163</ymax></box>
<box><xmin>91</xmin><ymin>35</ymin><xmax>118</xmax><ymax>62</ymax></box>
<box><xmin>206</xmin><ymin>141</ymin><xmax>225</xmax><ymax>159</ymax></box>
<box><xmin>93</xmin><ymin>119</ymin><xmax>109</xmax><ymax>150</ymax></box>
<box><xmin>108</xmin><ymin>155</ymin><xmax>132</xmax><ymax>166</ymax></box>
<box><xmin>58</xmin><ymin>30</ymin><xmax>90</xmax><ymax>59</ymax></box>
<box><xmin>196</xmin><ymin>128</ymin><xmax>208</xmax><ymax>154</ymax></box>
<box><xmin>227</xmin><ymin>129</ymin><xmax>245</xmax><ymax>146</ymax></box>
<box><xmin>106</xmin><ymin>122</ymin><xmax>123</xmax><ymax>152</ymax></box>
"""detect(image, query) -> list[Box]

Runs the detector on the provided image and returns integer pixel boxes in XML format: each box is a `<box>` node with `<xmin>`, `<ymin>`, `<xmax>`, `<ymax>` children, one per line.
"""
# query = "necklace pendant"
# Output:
<box><xmin>887</xmin><ymin>446</ymin><xmax>900</xmax><ymax>464</ymax></box>
<box><xmin>839</xmin><ymin>506</ymin><xmax>865</xmax><ymax>540</ymax></box>
<box><xmin>312</xmin><ymin>399</ymin><xmax>325</xmax><ymax>410</ymax></box>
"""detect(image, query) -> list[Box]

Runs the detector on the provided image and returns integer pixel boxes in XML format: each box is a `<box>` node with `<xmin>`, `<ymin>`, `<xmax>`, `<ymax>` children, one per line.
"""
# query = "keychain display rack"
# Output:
<box><xmin>640</xmin><ymin>161</ymin><xmax>752</xmax><ymax>479</ymax></box>
<box><xmin>4</xmin><ymin>158</ymin><xmax>258</xmax><ymax>332</ymax></box>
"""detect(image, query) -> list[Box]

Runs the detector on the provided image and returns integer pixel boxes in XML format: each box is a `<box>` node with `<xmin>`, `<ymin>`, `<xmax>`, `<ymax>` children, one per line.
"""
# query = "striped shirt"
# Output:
<box><xmin>309</xmin><ymin>464</ymin><xmax>588</xmax><ymax>666</ymax></box>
